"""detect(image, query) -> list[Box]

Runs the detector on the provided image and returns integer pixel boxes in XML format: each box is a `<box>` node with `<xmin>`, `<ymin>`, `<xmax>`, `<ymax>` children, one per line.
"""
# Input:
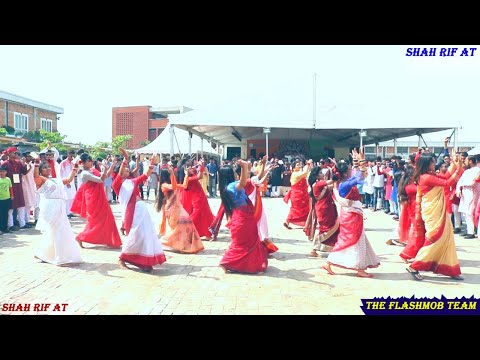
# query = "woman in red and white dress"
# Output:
<box><xmin>244</xmin><ymin>157</ymin><xmax>278</xmax><ymax>253</ymax></box>
<box><xmin>113</xmin><ymin>149</ymin><xmax>166</xmax><ymax>273</ymax></box>
<box><xmin>70</xmin><ymin>153</ymin><xmax>122</xmax><ymax>249</ymax></box>
<box><xmin>322</xmin><ymin>149</ymin><xmax>380</xmax><ymax>278</ymax></box>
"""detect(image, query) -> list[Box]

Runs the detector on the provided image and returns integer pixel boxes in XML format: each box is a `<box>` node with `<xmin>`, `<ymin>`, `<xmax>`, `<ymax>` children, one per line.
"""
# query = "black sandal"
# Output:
<box><xmin>406</xmin><ymin>267</ymin><xmax>423</xmax><ymax>281</ymax></box>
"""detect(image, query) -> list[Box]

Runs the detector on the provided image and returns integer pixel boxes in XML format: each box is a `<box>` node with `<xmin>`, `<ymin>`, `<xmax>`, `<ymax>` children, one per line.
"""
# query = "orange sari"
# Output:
<box><xmin>159</xmin><ymin>174</ymin><xmax>204</xmax><ymax>254</ymax></box>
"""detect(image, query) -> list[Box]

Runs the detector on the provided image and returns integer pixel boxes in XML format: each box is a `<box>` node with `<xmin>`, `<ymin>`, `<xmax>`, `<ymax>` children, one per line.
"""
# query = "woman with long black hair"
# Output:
<box><xmin>218</xmin><ymin>160</ymin><xmax>268</xmax><ymax>274</ymax></box>
<box><xmin>304</xmin><ymin>166</ymin><xmax>339</xmax><ymax>257</ymax></box>
<box><xmin>322</xmin><ymin>149</ymin><xmax>380</xmax><ymax>278</ymax></box>
<box><xmin>156</xmin><ymin>166</ymin><xmax>204</xmax><ymax>254</ymax></box>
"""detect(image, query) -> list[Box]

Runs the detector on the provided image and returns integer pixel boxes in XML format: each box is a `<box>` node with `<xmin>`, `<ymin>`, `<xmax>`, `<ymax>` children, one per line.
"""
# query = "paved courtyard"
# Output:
<box><xmin>1</xmin><ymin>197</ymin><xmax>479</xmax><ymax>315</ymax></box>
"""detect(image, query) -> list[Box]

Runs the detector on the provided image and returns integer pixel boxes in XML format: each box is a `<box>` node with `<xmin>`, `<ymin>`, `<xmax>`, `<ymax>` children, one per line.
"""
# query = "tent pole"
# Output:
<box><xmin>188</xmin><ymin>132</ymin><xmax>192</xmax><ymax>156</ymax></box>
<box><xmin>201</xmin><ymin>138</ymin><xmax>204</xmax><ymax>159</ymax></box>
<box><xmin>169</xmin><ymin>125</ymin><xmax>174</xmax><ymax>157</ymax></box>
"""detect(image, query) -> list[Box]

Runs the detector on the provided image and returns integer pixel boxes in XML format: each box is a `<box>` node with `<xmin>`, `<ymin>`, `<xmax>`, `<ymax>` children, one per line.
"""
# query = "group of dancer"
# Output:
<box><xmin>29</xmin><ymin>141</ymin><xmax>478</xmax><ymax>281</ymax></box>
<box><xmin>297</xmin><ymin>146</ymin><xmax>478</xmax><ymax>280</ymax></box>
<box><xmin>31</xmin><ymin>148</ymin><xmax>278</xmax><ymax>275</ymax></box>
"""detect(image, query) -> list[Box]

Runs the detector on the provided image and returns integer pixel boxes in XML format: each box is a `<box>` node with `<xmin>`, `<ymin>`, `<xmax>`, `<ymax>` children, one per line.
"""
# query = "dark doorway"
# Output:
<box><xmin>227</xmin><ymin>147</ymin><xmax>241</xmax><ymax>160</ymax></box>
<box><xmin>250</xmin><ymin>148</ymin><xmax>256</xmax><ymax>159</ymax></box>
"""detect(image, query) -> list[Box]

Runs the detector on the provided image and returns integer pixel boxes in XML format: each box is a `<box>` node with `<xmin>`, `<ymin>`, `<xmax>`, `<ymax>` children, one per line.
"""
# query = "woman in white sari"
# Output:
<box><xmin>33</xmin><ymin>160</ymin><xmax>82</xmax><ymax>266</ymax></box>
<box><xmin>112</xmin><ymin>149</ymin><xmax>166</xmax><ymax>273</ymax></box>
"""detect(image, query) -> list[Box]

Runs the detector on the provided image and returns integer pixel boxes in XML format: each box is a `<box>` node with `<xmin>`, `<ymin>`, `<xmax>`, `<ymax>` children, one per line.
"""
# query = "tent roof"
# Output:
<box><xmin>468</xmin><ymin>145</ymin><xmax>480</xmax><ymax>155</ymax></box>
<box><xmin>169</xmin><ymin>122</ymin><xmax>452</xmax><ymax>148</ymax></box>
<box><xmin>134</xmin><ymin>123</ymin><xmax>218</xmax><ymax>155</ymax></box>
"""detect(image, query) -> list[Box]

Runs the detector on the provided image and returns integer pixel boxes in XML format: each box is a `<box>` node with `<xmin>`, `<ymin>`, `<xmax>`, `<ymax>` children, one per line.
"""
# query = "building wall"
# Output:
<box><xmin>0</xmin><ymin>101</ymin><xmax>58</xmax><ymax>132</ymax></box>
<box><xmin>112</xmin><ymin>106</ymin><xmax>150</xmax><ymax>149</ymax></box>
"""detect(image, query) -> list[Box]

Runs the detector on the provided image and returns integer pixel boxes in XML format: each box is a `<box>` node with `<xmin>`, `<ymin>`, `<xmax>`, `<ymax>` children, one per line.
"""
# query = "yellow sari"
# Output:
<box><xmin>410</xmin><ymin>178</ymin><xmax>461</xmax><ymax>277</ymax></box>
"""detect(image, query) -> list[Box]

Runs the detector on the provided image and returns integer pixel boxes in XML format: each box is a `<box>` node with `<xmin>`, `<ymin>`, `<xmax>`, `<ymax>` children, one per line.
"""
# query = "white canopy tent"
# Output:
<box><xmin>467</xmin><ymin>145</ymin><xmax>480</xmax><ymax>156</ymax></box>
<box><xmin>134</xmin><ymin>123</ymin><xmax>218</xmax><ymax>157</ymax></box>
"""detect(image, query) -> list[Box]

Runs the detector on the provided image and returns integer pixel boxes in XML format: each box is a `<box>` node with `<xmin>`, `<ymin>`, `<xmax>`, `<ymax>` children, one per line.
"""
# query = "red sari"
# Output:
<box><xmin>71</xmin><ymin>169</ymin><xmax>122</xmax><ymax>248</ymax></box>
<box><xmin>399</xmin><ymin>183</ymin><xmax>423</xmax><ymax>259</ymax></box>
<box><xmin>284</xmin><ymin>176</ymin><xmax>310</xmax><ymax>227</ymax></box>
<box><xmin>184</xmin><ymin>174</ymin><xmax>214</xmax><ymax>237</ymax></box>
<box><xmin>313</xmin><ymin>181</ymin><xmax>339</xmax><ymax>246</ymax></box>
<box><xmin>220</xmin><ymin>182</ymin><xmax>268</xmax><ymax>273</ymax></box>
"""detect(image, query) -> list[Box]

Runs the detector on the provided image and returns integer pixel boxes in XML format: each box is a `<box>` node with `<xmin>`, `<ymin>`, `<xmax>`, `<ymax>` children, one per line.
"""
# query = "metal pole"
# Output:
<box><xmin>313</xmin><ymin>73</ymin><xmax>317</xmax><ymax>128</ymax></box>
<box><xmin>266</xmin><ymin>132</ymin><xmax>269</xmax><ymax>159</ymax></box>
<box><xmin>454</xmin><ymin>127</ymin><xmax>459</xmax><ymax>151</ymax></box>
<box><xmin>359</xmin><ymin>133</ymin><xmax>363</xmax><ymax>149</ymax></box>
<box><xmin>393</xmin><ymin>138</ymin><xmax>397</xmax><ymax>155</ymax></box>
<box><xmin>201</xmin><ymin>138</ymin><xmax>204</xmax><ymax>158</ymax></box>
<box><xmin>188</xmin><ymin>132</ymin><xmax>192</xmax><ymax>155</ymax></box>
<box><xmin>169</xmin><ymin>125</ymin><xmax>174</xmax><ymax>156</ymax></box>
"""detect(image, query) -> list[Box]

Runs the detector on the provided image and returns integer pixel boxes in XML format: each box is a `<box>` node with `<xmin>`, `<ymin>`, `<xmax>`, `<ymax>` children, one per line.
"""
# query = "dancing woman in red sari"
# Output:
<box><xmin>406</xmin><ymin>153</ymin><xmax>463</xmax><ymax>281</ymax></box>
<box><xmin>70</xmin><ymin>153</ymin><xmax>122</xmax><ymax>249</ymax></box>
<box><xmin>183</xmin><ymin>160</ymin><xmax>214</xmax><ymax>239</ymax></box>
<box><xmin>219</xmin><ymin>160</ymin><xmax>268</xmax><ymax>274</ymax></box>
<box><xmin>397</xmin><ymin>166</ymin><xmax>422</xmax><ymax>261</ymax></box>
<box><xmin>322</xmin><ymin>149</ymin><xmax>380</xmax><ymax>278</ymax></box>
<box><xmin>304</xmin><ymin>166</ymin><xmax>339</xmax><ymax>257</ymax></box>
<box><xmin>283</xmin><ymin>160</ymin><xmax>312</xmax><ymax>229</ymax></box>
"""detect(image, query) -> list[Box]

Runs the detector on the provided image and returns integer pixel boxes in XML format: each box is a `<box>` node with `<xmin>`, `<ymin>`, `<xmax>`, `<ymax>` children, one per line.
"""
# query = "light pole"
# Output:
<box><xmin>313</xmin><ymin>73</ymin><xmax>317</xmax><ymax>128</ymax></box>
<box><xmin>263</xmin><ymin>127</ymin><xmax>271</xmax><ymax>158</ymax></box>
<box><xmin>359</xmin><ymin>129</ymin><xmax>367</xmax><ymax>149</ymax></box>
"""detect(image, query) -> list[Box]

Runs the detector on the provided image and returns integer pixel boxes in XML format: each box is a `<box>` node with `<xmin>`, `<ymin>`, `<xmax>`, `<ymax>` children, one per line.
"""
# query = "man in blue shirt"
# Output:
<box><xmin>206</xmin><ymin>158</ymin><xmax>218</xmax><ymax>197</ymax></box>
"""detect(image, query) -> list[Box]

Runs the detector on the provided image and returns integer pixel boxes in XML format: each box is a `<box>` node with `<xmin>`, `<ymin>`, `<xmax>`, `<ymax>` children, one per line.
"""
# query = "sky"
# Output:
<box><xmin>1</xmin><ymin>45</ymin><xmax>479</xmax><ymax>146</ymax></box>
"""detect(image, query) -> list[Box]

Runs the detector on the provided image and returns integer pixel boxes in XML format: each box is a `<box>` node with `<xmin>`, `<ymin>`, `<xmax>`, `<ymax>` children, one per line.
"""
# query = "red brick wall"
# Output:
<box><xmin>112</xmin><ymin>106</ymin><xmax>149</xmax><ymax>149</ymax></box>
<box><xmin>0</xmin><ymin>100</ymin><xmax>5</xmax><ymax>125</ymax></box>
<box><xmin>3</xmin><ymin>102</ymin><xmax>59</xmax><ymax>132</ymax></box>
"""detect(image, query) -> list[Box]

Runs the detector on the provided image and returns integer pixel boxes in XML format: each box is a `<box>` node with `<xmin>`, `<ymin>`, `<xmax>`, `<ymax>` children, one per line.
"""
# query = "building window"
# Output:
<box><xmin>14</xmin><ymin>112</ymin><xmax>28</xmax><ymax>132</ymax></box>
<box><xmin>41</xmin><ymin>118</ymin><xmax>53</xmax><ymax>132</ymax></box>
<box><xmin>396</xmin><ymin>146</ymin><xmax>408</xmax><ymax>154</ymax></box>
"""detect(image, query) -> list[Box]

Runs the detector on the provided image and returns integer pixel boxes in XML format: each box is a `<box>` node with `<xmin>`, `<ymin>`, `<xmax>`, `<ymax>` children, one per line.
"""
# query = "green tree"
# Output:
<box><xmin>88</xmin><ymin>141</ymin><xmax>110</xmax><ymax>160</ymax></box>
<box><xmin>0</xmin><ymin>128</ymin><xmax>7</xmax><ymax>136</ymax></box>
<box><xmin>139</xmin><ymin>140</ymin><xmax>151</xmax><ymax>147</ymax></box>
<box><xmin>37</xmin><ymin>130</ymin><xmax>68</xmax><ymax>152</ymax></box>
<box><xmin>24</xmin><ymin>130</ymin><xmax>43</xmax><ymax>142</ymax></box>
<box><xmin>111</xmin><ymin>135</ymin><xmax>132</xmax><ymax>155</ymax></box>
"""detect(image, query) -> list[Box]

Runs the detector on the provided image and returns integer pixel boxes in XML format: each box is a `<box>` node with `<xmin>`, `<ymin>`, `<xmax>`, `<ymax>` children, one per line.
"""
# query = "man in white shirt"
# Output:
<box><xmin>456</xmin><ymin>155</ymin><xmax>480</xmax><ymax>239</ymax></box>
<box><xmin>60</xmin><ymin>150</ymin><xmax>77</xmax><ymax>217</ymax></box>
<box><xmin>372</xmin><ymin>157</ymin><xmax>385</xmax><ymax>211</ymax></box>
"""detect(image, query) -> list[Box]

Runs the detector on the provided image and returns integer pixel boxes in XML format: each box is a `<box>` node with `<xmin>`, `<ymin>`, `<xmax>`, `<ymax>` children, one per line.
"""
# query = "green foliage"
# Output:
<box><xmin>0</xmin><ymin>128</ymin><xmax>7</xmax><ymax>136</ymax></box>
<box><xmin>24</xmin><ymin>130</ymin><xmax>43</xmax><ymax>142</ymax></box>
<box><xmin>111</xmin><ymin>135</ymin><xmax>132</xmax><ymax>155</ymax></box>
<box><xmin>88</xmin><ymin>141</ymin><xmax>110</xmax><ymax>160</ymax></box>
<box><xmin>1</xmin><ymin>125</ymin><xmax>15</xmax><ymax>135</ymax></box>
<box><xmin>36</xmin><ymin>130</ymin><xmax>68</xmax><ymax>153</ymax></box>
<box><xmin>139</xmin><ymin>140</ymin><xmax>151</xmax><ymax>147</ymax></box>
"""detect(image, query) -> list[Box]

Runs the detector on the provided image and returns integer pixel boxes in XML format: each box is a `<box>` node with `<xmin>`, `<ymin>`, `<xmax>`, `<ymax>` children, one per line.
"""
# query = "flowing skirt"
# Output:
<box><xmin>35</xmin><ymin>198</ymin><xmax>82</xmax><ymax>266</ymax></box>
<box><xmin>120</xmin><ymin>201</ymin><xmax>166</xmax><ymax>267</ymax></box>
<box><xmin>161</xmin><ymin>205</ymin><xmax>204</xmax><ymax>254</ymax></box>
<box><xmin>284</xmin><ymin>188</ymin><xmax>310</xmax><ymax>227</ymax></box>
<box><xmin>189</xmin><ymin>190</ymin><xmax>214</xmax><ymax>237</ymax></box>
<box><xmin>220</xmin><ymin>204</ymin><xmax>268</xmax><ymax>274</ymax></box>
<box><xmin>327</xmin><ymin>209</ymin><xmax>379</xmax><ymax>270</ymax></box>
<box><xmin>71</xmin><ymin>182</ymin><xmax>122</xmax><ymax>248</ymax></box>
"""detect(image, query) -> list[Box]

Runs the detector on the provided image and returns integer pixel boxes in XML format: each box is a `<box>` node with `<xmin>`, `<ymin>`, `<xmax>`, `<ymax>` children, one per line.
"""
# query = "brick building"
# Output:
<box><xmin>112</xmin><ymin>106</ymin><xmax>169</xmax><ymax>149</ymax></box>
<box><xmin>0</xmin><ymin>90</ymin><xmax>63</xmax><ymax>135</ymax></box>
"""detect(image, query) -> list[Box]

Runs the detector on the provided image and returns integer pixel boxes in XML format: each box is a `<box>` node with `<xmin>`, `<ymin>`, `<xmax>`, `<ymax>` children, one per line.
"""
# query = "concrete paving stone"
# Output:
<box><xmin>2</xmin><ymin>198</ymin><xmax>480</xmax><ymax>315</ymax></box>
